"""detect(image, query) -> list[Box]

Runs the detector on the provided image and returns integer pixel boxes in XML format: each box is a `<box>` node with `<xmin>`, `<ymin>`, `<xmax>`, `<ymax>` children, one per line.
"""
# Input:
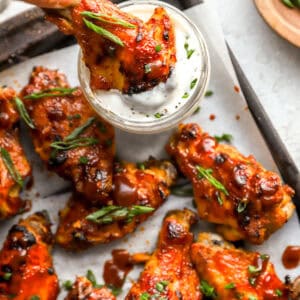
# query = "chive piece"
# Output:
<box><xmin>190</xmin><ymin>78</ymin><xmax>197</xmax><ymax>89</ymax></box>
<box><xmin>81</xmin><ymin>11</ymin><xmax>136</xmax><ymax>28</ymax></box>
<box><xmin>14</xmin><ymin>97</ymin><xmax>35</xmax><ymax>129</ymax></box>
<box><xmin>83</xmin><ymin>18</ymin><xmax>124</xmax><ymax>46</ymax></box>
<box><xmin>225</xmin><ymin>282</ymin><xmax>235</xmax><ymax>289</ymax></box>
<box><xmin>62</xmin><ymin>280</ymin><xmax>73</xmax><ymax>291</ymax></box>
<box><xmin>205</xmin><ymin>90</ymin><xmax>214</xmax><ymax>97</ymax></box>
<box><xmin>156</xmin><ymin>280</ymin><xmax>168</xmax><ymax>292</ymax></box>
<box><xmin>67</xmin><ymin>114</ymin><xmax>81</xmax><ymax>120</ymax></box>
<box><xmin>237</xmin><ymin>201</ymin><xmax>247</xmax><ymax>213</ymax></box>
<box><xmin>65</xmin><ymin>117</ymin><xmax>96</xmax><ymax>141</ymax></box>
<box><xmin>260</xmin><ymin>254</ymin><xmax>269</xmax><ymax>260</ymax></box>
<box><xmin>30</xmin><ymin>296</ymin><xmax>40</xmax><ymax>300</ymax></box>
<box><xmin>171</xmin><ymin>184</ymin><xmax>193</xmax><ymax>197</ymax></box>
<box><xmin>155</xmin><ymin>44</ymin><xmax>162</xmax><ymax>52</ymax></box>
<box><xmin>182</xmin><ymin>92</ymin><xmax>189</xmax><ymax>99</ymax></box>
<box><xmin>200</xmin><ymin>280</ymin><xmax>216</xmax><ymax>297</ymax></box>
<box><xmin>193</xmin><ymin>106</ymin><xmax>201</xmax><ymax>114</ymax></box>
<box><xmin>154</xmin><ymin>112</ymin><xmax>162</xmax><ymax>118</ymax></box>
<box><xmin>86</xmin><ymin>205</ymin><xmax>154</xmax><ymax>224</ymax></box>
<box><xmin>3</xmin><ymin>272</ymin><xmax>12</xmax><ymax>281</ymax></box>
<box><xmin>214</xmin><ymin>133</ymin><xmax>233</xmax><ymax>143</ymax></box>
<box><xmin>86</xmin><ymin>270</ymin><xmax>98</xmax><ymax>287</ymax></box>
<box><xmin>140</xmin><ymin>293</ymin><xmax>151</xmax><ymax>300</ymax></box>
<box><xmin>248</xmin><ymin>296</ymin><xmax>257</xmax><ymax>300</ymax></box>
<box><xmin>184</xmin><ymin>41</ymin><xmax>195</xmax><ymax>59</ymax></box>
<box><xmin>0</xmin><ymin>147</ymin><xmax>24</xmax><ymax>188</ymax></box>
<box><xmin>50</xmin><ymin>137</ymin><xmax>98</xmax><ymax>151</ymax></box>
<box><xmin>144</xmin><ymin>64</ymin><xmax>151</xmax><ymax>74</ymax></box>
<box><xmin>281</xmin><ymin>0</ymin><xmax>296</xmax><ymax>8</ymax></box>
<box><xmin>79</xmin><ymin>156</ymin><xmax>89</xmax><ymax>165</ymax></box>
<box><xmin>217</xmin><ymin>193</ymin><xmax>223</xmax><ymax>206</ymax></box>
<box><xmin>275</xmin><ymin>289</ymin><xmax>282</xmax><ymax>297</ymax></box>
<box><xmin>137</xmin><ymin>162</ymin><xmax>146</xmax><ymax>170</ymax></box>
<box><xmin>248</xmin><ymin>277</ymin><xmax>256</xmax><ymax>286</ymax></box>
<box><xmin>196</xmin><ymin>165</ymin><xmax>229</xmax><ymax>196</ymax></box>
<box><xmin>248</xmin><ymin>265</ymin><xmax>261</xmax><ymax>275</ymax></box>
<box><xmin>24</xmin><ymin>87</ymin><xmax>77</xmax><ymax>100</ymax></box>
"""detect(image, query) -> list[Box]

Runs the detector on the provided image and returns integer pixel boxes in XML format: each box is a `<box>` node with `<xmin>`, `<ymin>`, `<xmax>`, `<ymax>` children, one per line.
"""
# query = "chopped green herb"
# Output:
<box><xmin>182</xmin><ymin>92</ymin><xmax>189</xmax><ymax>99</ymax></box>
<box><xmin>65</xmin><ymin>117</ymin><xmax>96</xmax><ymax>141</ymax></box>
<box><xmin>200</xmin><ymin>280</ymin><xmax>216</xmax><ymax>298</ymax></box>
<box><xmin>30</xmin><ymin>296</ymin><xmax>40</xmax><ymax>300</ymax></box>
<box><xmin>86</xmin><ymin>270</ymin><xmax>98</xmax><ymax>287</ymax></box>
<box><xmin>281</xmin><ymin>0</ymin><xmax>296</xmax><ymax>8</ymax></box>
<box><xmin>62</xmin><ymin>280</ymin><xmax>73</xmax><ymax>291</ymax></box>
<box><xmin>248</xmin><ymin>265</ymin><xmax>261</xmax><ymax>275</ymax></box>
<box><xmin>140</xmin><ymin>293</ymin><xmax>151</xmax><ymax>300</ymax></box>
<box><xmin>190</xmin><ymin>78</ymin><xmax>197</xmax><ymax>89</ymax></box>
<box><xmin>2</xmin><ymin>272</ymin><xmax>12</xmax><ymax>281</ymax></box>
<box><xmin>50</xmin><ymin>137</ymin><xmax>98</xmax><ymax>151</ymax></box>
<box><xmin>196</xmin><ymin>165</ymin><xmax>229</xmax><ymax>196</ymax></box>
<box><xmin>275</xmin><ymin>289</ymin><xmax>282</xmax><ymax>297</ymax></box>
<box><xmin>0</xmin><ymin>147</ymin><xmax>24</xmax><ymax>187</ymax></box>
<box><xmin>137</xmin><ymin>162</ymin><xmax>146</xmax><ymax>170</ymax></box>
<box><xmin>217</xmin><ymin>193</ymin><xmax>223</xmax><ymax>206</ymax></box>
<box><xmin>67</xmin><ymin>114</ymin><xmax>81</xmax><ymax>120</ymax></box>
<box><xmin>214</xmin><ymin>133</ymin><xmax>233</xmax><ymax>143</ymax></box>
<box><xmin>184</xmin><ymin>41</ymin><xmax>195</xmax><ymax>59</ymax></box>
<box><xmin>171</xmin><ymin>184</ymin><xmax>193</xmax><ymax>197</ymax></box>
<box><xmin>248</xmin><ymin>296</ymin><xmax>257</xmax><ymax>300</ymax></box>
<box><xmin>81</xmin><ymin>11</ymin><xmax>136</xmax><ymax>28</ymax></box>
<box><xmin>260</xmin><ymin>254</ymin><xmax>269</xmax><ymax>260</ymax></box>
<box><xmin>144</xmin><ymin>64</ymin><xmax>152</xmax><ymax>74</ymax></box>
<box><xmin>83</xmin><ymin>18</ymin><xmax>124</xmax><ymax>46</ymax></box>
<box><xmin>24</xmin><ymin>87</ymin><xmax>77</xmax><ymax>100</ymax></box>
<box><xmin>107</xmin><ymin>285</ymin><xmax>122</xmax><ymax>296</ymax></box>
<box><xmin>156</xmin><ymin>280</ymin><xmax>169</xmax><ymax>292</ymax></box>
<box><xmin>248</xmin><ymin>277</ymin><xmax>256</xmax><ymax>286</ymax></box>
<box><xmin>205</xmin><ymin>90</ymin><xmax>214</xmax><ymax>97</ymax></box>
<box><xmin>193</xmin><ymin>106</ymin><xmax>201</xmax><ymax>114</ymax></box>
<box><xmin>154</xmin><ymin>112</ymin><xmax>162</xmax><ymax>118</ymax></box>
<box><xmin>155</xmin><ymin>44</ymin><xmax>162</xmax><ymax>52</ymax></box>
<box><xmin>14</xmin><ymin>97</ymin><xmax>35</xmax><ymax>129</ymax></box>
<box><xmin>237</xmin><ymin>201</ymin><xmax>247</xmax><ymax>213</ymax></box>
<box><xmin>225</xmin><ymin>282</ymin><xmax>235</xmax><ymax>289</ymax></box>
<box><xmin>79</xmin><ymin>156</ymin><xmax>89</xmax><ymax>165</ymax></box>
<box><xmin>86</xmin><ymin>205</ymin><xmax>154</xmax><ymax>224</ymax></box>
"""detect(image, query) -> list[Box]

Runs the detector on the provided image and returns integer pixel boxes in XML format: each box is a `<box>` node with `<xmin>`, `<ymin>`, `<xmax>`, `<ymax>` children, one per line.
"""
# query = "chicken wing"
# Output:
<box><xmin>191</xmin><ymin>232</ymin><xmax>289</xmax><ymax>300</ymax></box>
<box><xmin>0</xmin><ymin>211</ymin><xmax>59</xmax><ymax>299</ymax></box>
<box><xmin>56</xmin><ymin>158</ymin><xmax>177</xmax><ymax>250</ymax></box>
<box><xmin>0</xmin><ymin>87</ymin><xmax>31</xmax><ymax>220</ymax></box>
<box><xmin>65</xmin><ymin>276</ymin><xmax>116</xmax><ymax>300</ymax></box>
<box><xmin>20</xmin><ymin>66</ymin><xmax>115</xmax><ymax>203</ymax></box>
<box><xmin>126</xmin><ymin>209</ymin><xmax>201</xmax><ymax>300</ymax></box>
<box><xmin>46</xmin><ymin>0</ymin><xmax>176</xmax><ymax>93</ymax></box>
<box><xmin>167</xmin><ymin>123</ymin><xmax>295</xmax><ymax>244</ymax></box>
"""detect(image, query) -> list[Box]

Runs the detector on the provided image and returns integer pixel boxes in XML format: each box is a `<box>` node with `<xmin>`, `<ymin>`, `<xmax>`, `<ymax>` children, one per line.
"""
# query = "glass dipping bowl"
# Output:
<box><xmin>78</xmin><ymin>0</ymin><xmax>210</xmax><ymax>134</ymax></box>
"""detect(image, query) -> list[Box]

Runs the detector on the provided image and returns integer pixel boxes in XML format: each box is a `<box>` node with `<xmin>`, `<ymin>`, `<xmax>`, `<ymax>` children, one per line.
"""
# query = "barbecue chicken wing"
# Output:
<box><xmin>191</xmin><ymin>232</ymin><xmax>289</xmax><ymax>300</ymax></box>
<box><xmin>126</xmin><ymin>209</ymin><xmax>201</xmax><ymax>300</ymax></box>
<box><xmin>20</xmin><ymin>66</ymin><xmax>115</xmax><ymax>203</ymax></box>
<box><xmin>0</xmin><ymin>87</ymin><xmax>31</xmax><ymax>220</ymax></box>
<box><xmin>46</xmin><ymin>0</ymin><xmax>176</xmax><ymax>93</ymax></box>
<box><xmin>65</xmin><ymin>276</ymin><xmax>116</xmax><ymax>300</ymax></box>
<box><xmin>56</xmin><ymin>158</ymin><xmax>177</xmax><ymax>250</ymax></box>
<box><xmin>167</xmin><ymin>123</ymin><xmax>295</xmax><ymax>244</ymax></box>
<box><xmin>0</xmin><ymin>211</ymin><xmax>59</xmax><ymax>299</ymax></box>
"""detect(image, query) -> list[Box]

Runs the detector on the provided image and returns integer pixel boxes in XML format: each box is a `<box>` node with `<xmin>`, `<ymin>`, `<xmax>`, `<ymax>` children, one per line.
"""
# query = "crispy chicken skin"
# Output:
<box><xmin>0</xmin><ymin>211</ymin><xmax>59</xmax><ymax>299</ymax></box>
<box><xmin>56</xmin><ymin>159</ymin><xmax>177</xmax><ymax>250</ymax></box>
<box><xmin>126</xmin><ymin>209</ymin><xmax>201</xmax><ymax>300</ymax></box>
<box><xmin>20</xmin><ymin>66</ymin><xmax>115</xmax><ymax>203</ymax></box>
<box><xmin>167</xmin><ymin>123</ymin><xmax>295</xmax><ymax>244</ymax></box>
<box><xmin>191</xmin><ymin>232</ymin><xmax>289</xmax><ymax>300</ymax></box>
<box><xmin>46</xmin><ymin>0</ymin><xmax>176</xmax><ymax>93</ymax></box>
<box><xmin>65</xmin><ymin>276</ymin><xmax>116</xmax><ymax>300</ymax></box>
<box><xmin>0</xmin><ymin>87</ymin><xmax>31</xmax><ymax>220</ymax></box>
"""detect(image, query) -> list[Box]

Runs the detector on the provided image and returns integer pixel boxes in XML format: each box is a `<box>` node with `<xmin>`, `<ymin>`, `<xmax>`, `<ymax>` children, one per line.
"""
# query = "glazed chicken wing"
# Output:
<box><xmin>20</xmin><ymin>66</ymin><xmax>115</xmax><ymax>203</ymax></box>
<box><xmin>167</xmin><ymin>123</ymin><xmax>295</xmax><ymax>244</ymax></box>
<box><xmin>56</xmin><ymin>158</ymin><xmax>177</xmax><ymax>250</ymax></box>
<box><xmin>65</xmin><ymin>276</ymin><xmax>116</xmax><ymax>300</ymax></box>
<box><xmin>0</xmin><ymin>87</ymin><xmax>31</xmax><ymax>220</ymax></box>
<box><xmin>46</xmin><ymin>0</ymin><xmax>176</xmax><ymax>93</ymax></box>
<box><xmin>126</xmin><ymin>209</ymin><xmax>201</xmax><ymax>300</ymax></box>
<box><xmin>191</xmin><ymin>232</ymin><xmax>289</xmax><ymax>300</ymax></box>
<box><xmin>0</xmin><ymin>211</ymin><xmax>59</xmax><ymax>299</ymax></box>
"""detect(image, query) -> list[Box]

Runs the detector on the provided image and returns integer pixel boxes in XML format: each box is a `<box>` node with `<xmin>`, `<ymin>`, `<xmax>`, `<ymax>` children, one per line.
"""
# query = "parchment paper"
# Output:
<box><xmin>0</xmin><ymin>1</ymin><xmax>299</xmax><ymax>298</ymax></box>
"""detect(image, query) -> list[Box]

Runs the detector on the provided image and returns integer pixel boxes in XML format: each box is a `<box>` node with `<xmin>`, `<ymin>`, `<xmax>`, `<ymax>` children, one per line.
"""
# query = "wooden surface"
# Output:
<box><xmin>255</xmin><ymin>0</ymin><xmax>300</xmax><ymax>47</ymax></box>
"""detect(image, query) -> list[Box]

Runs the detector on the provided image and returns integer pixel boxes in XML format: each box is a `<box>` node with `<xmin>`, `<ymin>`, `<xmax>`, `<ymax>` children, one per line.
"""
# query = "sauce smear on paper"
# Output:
<box><xmin>103</xmin><ymin>249</ymin><xmax>133</xmax><ymax>288</ymax></box>
<box><xmin>282</xmin><ymin>246</ymin><xmax>300</xmax><ymax>269</ymax></box>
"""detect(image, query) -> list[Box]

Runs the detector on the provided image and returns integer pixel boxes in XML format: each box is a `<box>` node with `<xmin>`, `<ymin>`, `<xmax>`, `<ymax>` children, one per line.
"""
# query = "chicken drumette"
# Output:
<box><xmin>65</xmin><ymin>276</ymin><xmax>116</xmax><ymax>300</ymax></box>
<box><xmin>56</xmin><ymin>158</ymin><xmax>177</xmax><ymax>250</ymax></box>
<box><xmin>0</xmin><ymin>87</ymin><xmax>31</xmax><ymax>220</ymax></box>
<box><xmin>46</xmin><ymin>0</ymin><xmax>176</xmax><ymax>93</ymax></box>
<box><xmin>0</xmin><ymin>211</ymin><xmax>59</xmax><ymax>299</ymax></box>
<box><xmin>167</xmin><ymin>123</ymin><xmax>295</xmax><ymax>244</ymax></box>
<box><xmin>126</xmin><ymin>209</ymin><xmax>201</xmax><ymax>300</ymax></box>
<box><xmin>20</xmin><ymin>66</ymin><xmax>115</xmax><ymax>203</ymax></box>
<box><xmin>191</xmin><ymin>232</ymin><xmax>289</xmax><ymax>300</ymax></box>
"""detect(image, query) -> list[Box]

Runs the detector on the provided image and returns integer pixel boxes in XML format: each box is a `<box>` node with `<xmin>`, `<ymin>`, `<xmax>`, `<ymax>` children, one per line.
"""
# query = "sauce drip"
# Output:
<box><xmin>103</xmin><ymin>249</ymin><xmax>133</xmax><ymax>288</ymax></box>
<box><xmin>282</xmin><ymin>246</ymin><xmax>300</xmax><ymax>269</ymax></box>
<box><xmin>113</xmin><ymin>176</ymin><xmax>138</xmax><ymax>206</ymax></box>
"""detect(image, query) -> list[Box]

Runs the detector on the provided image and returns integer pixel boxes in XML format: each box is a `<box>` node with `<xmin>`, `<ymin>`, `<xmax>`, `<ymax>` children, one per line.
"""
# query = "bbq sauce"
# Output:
<box><xmin>103</xmin><ymin>249</ymin><xmax>133</xmax><ymax>288</ymax></box>
<box><xmin>282</xmin><ymin>246</ymin><xmax>300</xmax><ymax>269</ymax></box>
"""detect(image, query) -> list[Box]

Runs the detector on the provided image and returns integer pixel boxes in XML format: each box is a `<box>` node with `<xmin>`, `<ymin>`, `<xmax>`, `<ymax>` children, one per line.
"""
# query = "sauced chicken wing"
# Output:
<box><xmin>0</xmin><ymin>87</ymin><xmax>31</xmax><ymax>220</ymax></box>
<box><xmin>126</xmin><ymin>209</ymin><xmax>201</xmax><ymax>300</ymax></box>
<box><xmin>20</xmin><ymin>66</ymin><xmax>115</xmax><ymax>203</ymax></box>
<box><xmin>46</xmin><ymin>0</ymin><xmax>176</xmax><ymax>93</ymax></box>
<box><xmin>191</xmin><ymin>232</ymin><xmax>289</xmax><ymax>300</ymax></box>
<box><xmin>167</xmin><ymin>123</ymin><xmax>295</xmax><ymax>244</ymax></box>
<box><xmin>56</xmin><ymin>159</ymin><xmax>177</xmax><ymax>250</ymax></box>
<box><xmin>65</xmin><ymin>276</ymin><xmax>116</xmax><ymax>300</ymax></box>
<box><xmin>0</xmin><ymin>211</ymin><xmax>59</xmax><ymax>299</ymax></box>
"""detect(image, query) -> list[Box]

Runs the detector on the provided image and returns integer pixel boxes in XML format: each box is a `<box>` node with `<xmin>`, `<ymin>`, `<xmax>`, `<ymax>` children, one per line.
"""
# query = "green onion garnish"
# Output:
<box><xmin>24</xmin><ymin>87</ymin><xmax>77</xmax><ymax>100</ymax></box>
<box><xmin>14</xmin><ymin>97</ymin><xmax>35</xmax><ymax>129</ymax></box>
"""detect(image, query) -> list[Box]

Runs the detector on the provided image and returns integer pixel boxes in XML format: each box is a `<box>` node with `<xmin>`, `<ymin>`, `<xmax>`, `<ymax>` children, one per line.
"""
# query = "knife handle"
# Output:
<box><xmin>178</xmin><ymin>0</ymin><xmax>202</xmax><ymax>9</ymax></box>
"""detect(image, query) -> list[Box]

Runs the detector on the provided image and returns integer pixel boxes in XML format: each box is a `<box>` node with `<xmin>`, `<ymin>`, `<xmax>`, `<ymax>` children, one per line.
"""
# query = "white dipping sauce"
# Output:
<box><xmin>82</xmin><ymin>3</ymin><xmax>204</xmax><ymax>124</ymax></box>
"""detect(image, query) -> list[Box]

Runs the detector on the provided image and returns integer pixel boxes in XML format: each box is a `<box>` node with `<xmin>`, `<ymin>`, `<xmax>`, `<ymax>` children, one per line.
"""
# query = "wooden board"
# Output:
<box><xmin>255</xmin><ymin>0</ymin><xmax>300</xmax><ymax>47</ymax></box>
